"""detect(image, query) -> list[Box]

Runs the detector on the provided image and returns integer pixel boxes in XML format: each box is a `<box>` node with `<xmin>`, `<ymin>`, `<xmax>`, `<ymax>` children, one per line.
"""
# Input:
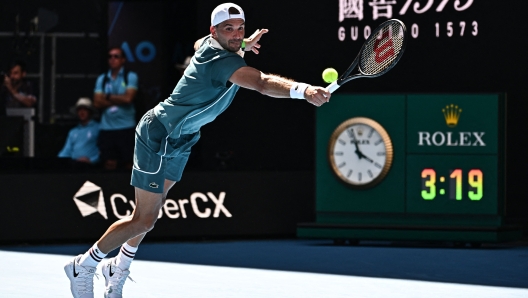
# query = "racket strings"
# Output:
<box><xmin>360</xmin><ymin>22</ymin><xmax>405</xmax><ymax>76</ymax></box>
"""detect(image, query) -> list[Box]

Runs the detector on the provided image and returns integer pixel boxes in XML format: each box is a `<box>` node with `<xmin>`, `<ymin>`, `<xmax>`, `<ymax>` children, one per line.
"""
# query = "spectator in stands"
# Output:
<box><xmin>1</xmin><ymin>60</ymin><xmax>37</xmax><ymax>110</ymax></box>
<box><xmin>93</xmin><ymin>47</ymin><xmax>138</xmax><ymax>171</ymax></box>
<box><xmin>58</xmin><ymin>97</ymin><xmax>100</xmax><ymax>167</ymax></box>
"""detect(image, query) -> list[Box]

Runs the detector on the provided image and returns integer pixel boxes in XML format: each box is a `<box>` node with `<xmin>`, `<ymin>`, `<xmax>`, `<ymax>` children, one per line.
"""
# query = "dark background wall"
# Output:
<box><xmin>0</xmin><ymin>1</ymin><xmax>527</xmax><ymax>226</ymax></box>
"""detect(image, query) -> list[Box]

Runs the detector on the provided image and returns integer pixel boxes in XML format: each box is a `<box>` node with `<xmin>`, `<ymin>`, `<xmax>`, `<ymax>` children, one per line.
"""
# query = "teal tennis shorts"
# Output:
<box><xmin>131</xmin><ymin>110</ymin><xmax>200</xmax><ymax>193</ymax></box>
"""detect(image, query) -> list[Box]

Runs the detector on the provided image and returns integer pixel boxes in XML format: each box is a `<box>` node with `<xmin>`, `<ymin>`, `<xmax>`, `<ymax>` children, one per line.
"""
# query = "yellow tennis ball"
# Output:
<box><xmin>322</xmin><ymin>68</ymin><xmax>338</xmax><ymax>83</ymax></box>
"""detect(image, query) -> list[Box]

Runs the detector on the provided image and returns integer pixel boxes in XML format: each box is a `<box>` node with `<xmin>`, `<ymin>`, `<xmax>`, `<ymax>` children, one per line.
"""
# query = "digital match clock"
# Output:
<box><xmin>406</xmin><ymin>154</ymin><xmax>498</xmax><ymax>215</ymax></box>
<box><xmin>421</xmin><ymin>168</ymin><xmax>483</xmax><ymax>201</ymax></box>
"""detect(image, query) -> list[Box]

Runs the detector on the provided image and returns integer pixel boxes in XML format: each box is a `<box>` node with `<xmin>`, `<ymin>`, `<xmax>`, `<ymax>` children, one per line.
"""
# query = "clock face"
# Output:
<box><xmin>328</xmin><ymin>117</ymin><xmax>393</xmax><ymax>188</ymax></box>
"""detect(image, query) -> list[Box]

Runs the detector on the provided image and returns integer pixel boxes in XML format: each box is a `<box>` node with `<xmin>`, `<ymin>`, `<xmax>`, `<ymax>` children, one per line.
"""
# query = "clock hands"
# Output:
<box><xmin>357</xmin><ymin>150</ymin><xmax>374</xmax><ymax>163</ymax></box>
<box><xmin>361</xmin><ymin>154</ymin><xmax>374</xmax><ymax>163</ymax></box>
<box><xmin>350</xmin><ymin>129</ymin><xmax>363</xmax><ymax>160</ymax></box>
<box><xmin>350</xmin><ymin>128</ymin><xmax>374</xmax><ymax>163</ymax></box>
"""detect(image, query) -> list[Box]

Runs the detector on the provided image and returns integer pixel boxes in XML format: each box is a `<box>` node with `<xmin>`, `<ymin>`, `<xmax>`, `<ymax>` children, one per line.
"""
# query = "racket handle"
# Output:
<box><xmin>326</xmin><ymin>81</ymin><xmax>340</xmax><ymax>93</ymax></box>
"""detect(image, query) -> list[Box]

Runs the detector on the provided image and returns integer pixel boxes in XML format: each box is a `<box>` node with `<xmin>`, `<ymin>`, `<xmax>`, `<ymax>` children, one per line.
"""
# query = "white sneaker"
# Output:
<box><xmin>101</xmin><ymin>258</ymin><xmax>135</xmax><ymax>298</ymax></box>
<box><xmin>64</xmin><ymin>255</ymin><xmax>98</xmax><ymax>298</ymax></box>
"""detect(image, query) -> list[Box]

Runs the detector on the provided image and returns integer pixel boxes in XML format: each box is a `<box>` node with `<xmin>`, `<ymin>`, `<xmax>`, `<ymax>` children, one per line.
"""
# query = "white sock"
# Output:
<box><xmin>79</xmin><ymin>243</ymin><xmax>107</xmax><ymax>268</ymax></box>
<box><xmin>115</xmin><ymin>242</ymin><xmax>138</xmax><ymax>270</ymax></box>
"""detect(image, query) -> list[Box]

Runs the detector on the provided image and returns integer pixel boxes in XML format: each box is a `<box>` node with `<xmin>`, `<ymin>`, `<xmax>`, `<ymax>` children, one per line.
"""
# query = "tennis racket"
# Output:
<box><xmin>327</xmin><ymin>19</ymin><xmax>407</xmax><ymax>93</ymax></box>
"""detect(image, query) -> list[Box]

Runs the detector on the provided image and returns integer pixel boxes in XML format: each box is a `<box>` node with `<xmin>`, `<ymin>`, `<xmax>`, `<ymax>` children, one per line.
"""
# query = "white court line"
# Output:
<box><xmin>0</xmin><ymin>250</ymin><xmax>527</xmax><ymax>298</ymax></box>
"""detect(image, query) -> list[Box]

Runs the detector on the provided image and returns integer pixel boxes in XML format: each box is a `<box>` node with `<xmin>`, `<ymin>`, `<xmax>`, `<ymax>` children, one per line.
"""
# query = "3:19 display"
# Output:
<box><xmin>421</xmin><ymin>168</ymin><xmax>483</xmax><ymax>201</ymax></box>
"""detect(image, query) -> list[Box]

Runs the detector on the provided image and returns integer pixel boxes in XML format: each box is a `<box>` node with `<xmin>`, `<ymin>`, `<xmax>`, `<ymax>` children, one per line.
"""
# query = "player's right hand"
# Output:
<box><xmin>305</xmin><ymin>86</ymin><xmax>330</xmax><ymax>107</ymax></box>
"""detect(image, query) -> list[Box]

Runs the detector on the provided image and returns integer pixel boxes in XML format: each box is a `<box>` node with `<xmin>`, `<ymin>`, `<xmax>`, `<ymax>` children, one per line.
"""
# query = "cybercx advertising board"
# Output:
<box><xmin>0</xmin><ymin>171</ymin><xmax>313</xmax><ymax>243</ymax></box>
<box><xmin>298</xmin><ymin>94</ymin><xmax>523</xmax><ymax>243</ymax></box>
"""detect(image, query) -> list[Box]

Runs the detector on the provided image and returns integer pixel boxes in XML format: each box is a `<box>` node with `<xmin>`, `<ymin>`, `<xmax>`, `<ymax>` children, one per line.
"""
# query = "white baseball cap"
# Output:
<box><xmin>70</xmin><ymin>97</ymin><xmax>96</xmax><ymax>114</ymax></box>
<box><xmin>75</xmin><ymin>97</ymin><xmax>94</xmax><ymax>110</ymax></box>
<box><xmin>211</xmin><ymin>3</ymin><xmax>245</xmax><ymax>26</ymax></box>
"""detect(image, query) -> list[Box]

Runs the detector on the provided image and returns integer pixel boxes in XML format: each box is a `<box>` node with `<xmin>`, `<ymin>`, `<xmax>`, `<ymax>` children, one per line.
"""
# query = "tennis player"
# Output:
<box><xmin>64</xmin><ymin>3</ymin><xmax>330</xmax><ymax>297</ymax></box>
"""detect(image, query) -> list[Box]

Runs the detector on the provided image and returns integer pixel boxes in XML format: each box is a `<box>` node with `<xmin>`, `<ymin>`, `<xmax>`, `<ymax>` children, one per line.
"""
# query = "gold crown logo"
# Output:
<box><xmin>442</xmin><ymin>104</ymin><xmax>462</xmax><ymax>128</ymax></box>
<box><xmin>356</xmin><ymin>127</ymin><xmax>364</xmax><ymax>136</ymax></box>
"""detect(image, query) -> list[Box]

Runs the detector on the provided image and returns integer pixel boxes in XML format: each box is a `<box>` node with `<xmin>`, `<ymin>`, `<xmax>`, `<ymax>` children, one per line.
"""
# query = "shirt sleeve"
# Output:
<box><xmin>211</xmin><ymin>54</ymin><xmax>247</xmax><ymax>85</ymax></box>
<box><xmin>88</xmin><ymin>150</ymin><xmax>100</xmax><ymax>164</ymax></box>
<box><xmin>126</xmin><ymin>72</ymin><xmax>138</xmax><ymax>90</ymax></box>
<box><xmin>200</xmin><ymin>35</ymin><xmax>212</xmax><ymax>49</ymax></box>
<box><xmin>57</xmin><ymin>130</ymin><xmax>74</xmax><ymax>158</ymax></box>
<box><xmin>94</xmin><ymin>74</ymin><xmax>105</xmax><ymax>93</ymax></box>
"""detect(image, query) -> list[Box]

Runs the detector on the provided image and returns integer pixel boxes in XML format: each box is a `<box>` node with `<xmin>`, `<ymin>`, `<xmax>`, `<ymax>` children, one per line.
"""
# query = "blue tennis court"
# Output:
<box><xmin>1</xmin><ymin>239</ymin><xmax>527</xmax><ymax>297</ymax></box>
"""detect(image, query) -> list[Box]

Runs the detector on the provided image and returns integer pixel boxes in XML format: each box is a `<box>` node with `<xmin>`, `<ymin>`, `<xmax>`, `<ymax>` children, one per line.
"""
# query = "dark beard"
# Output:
<box><xmin>218</xmin><ymin>38</ymin><xmax>241</xmax><ymax>53</ymax></box>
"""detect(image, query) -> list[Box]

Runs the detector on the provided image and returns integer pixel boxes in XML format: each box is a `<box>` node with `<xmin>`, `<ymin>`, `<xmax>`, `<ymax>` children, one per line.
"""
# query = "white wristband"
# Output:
<box><xmin>290</xmin><ymin>83</ymin><xmax>310</xmax><ymax>99</ymax></box>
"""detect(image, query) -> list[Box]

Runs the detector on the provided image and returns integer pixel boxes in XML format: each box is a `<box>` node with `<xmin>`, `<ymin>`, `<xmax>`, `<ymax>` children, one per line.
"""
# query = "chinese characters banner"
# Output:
<box><xmin>339</xmin><ymin>0</ymin><xmax>477</xmax><ymax>41</ymax></box>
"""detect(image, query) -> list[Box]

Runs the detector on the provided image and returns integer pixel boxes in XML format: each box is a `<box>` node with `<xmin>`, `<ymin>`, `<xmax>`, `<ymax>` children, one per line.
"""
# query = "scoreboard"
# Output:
<box><xmin>297</xmin><ymin>94</ymin><xmax>522</xmax><ymax>244</ymax></box>
<box><xmin>406</xmin><ymin>95</ymin><xmax>502</xmax><ymax>216</ymax></box>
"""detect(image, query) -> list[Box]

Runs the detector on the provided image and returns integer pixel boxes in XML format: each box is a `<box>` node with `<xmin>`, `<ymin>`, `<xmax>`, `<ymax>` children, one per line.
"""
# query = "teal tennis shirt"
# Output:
<box><xmin>154</xmin><ymin>36</ymin><xmax>247</xmax><ymax>139</ymax></box>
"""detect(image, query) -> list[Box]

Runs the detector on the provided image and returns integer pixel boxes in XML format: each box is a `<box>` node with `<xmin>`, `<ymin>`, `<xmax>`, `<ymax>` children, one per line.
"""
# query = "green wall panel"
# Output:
<box><xmin>407</xmin><ymin>94</ymin><xmax>499</xmax><ymax>154</ymax></box>
<box><xmin>316</xmin><ymin>94</ymin><xmax>406</xmax><ymax>214</ymax></box>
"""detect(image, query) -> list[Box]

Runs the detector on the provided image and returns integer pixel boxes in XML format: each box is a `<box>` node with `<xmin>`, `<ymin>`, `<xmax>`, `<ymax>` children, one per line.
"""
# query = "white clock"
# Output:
<box><xmin>328</xmin><ymin>117</ymin><xmax>394</xmax><ymax>188</ymax></box>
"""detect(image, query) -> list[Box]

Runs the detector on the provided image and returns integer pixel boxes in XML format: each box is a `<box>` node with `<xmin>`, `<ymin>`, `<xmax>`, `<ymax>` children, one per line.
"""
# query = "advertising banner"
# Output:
<box><xmin>0</xmin><ymin>171</ymin><xmax>313</xmax><ymax>243</ymax></box>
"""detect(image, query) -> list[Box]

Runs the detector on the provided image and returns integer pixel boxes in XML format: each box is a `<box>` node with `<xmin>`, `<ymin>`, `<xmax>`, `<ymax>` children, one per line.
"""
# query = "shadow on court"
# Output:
<box><xmin>1</xmin><ymin>239</ymin><xmax>527</xmax><ymax>289</ymax></box>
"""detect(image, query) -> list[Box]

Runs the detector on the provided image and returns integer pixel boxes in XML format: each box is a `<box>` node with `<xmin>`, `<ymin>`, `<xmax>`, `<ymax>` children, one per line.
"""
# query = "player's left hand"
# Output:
<box><xmin>305</xmin><ymin>86</ymin><xmax>331</xmax><ymax>107</ymax></box>
<box><xmin>244</xmin><ymin>29</ymin><xmax>269</xmax><ymax>54</ymax></box>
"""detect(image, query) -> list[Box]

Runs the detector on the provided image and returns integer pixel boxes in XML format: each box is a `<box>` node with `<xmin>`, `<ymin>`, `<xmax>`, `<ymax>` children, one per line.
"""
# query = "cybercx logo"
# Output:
<box><xmin>73</xmin><ymin>181</ymin><xmax>108</xmax><ymax>219</ymax></box>
<box><xmin>72</xmin><ymin>181</ymin><xmax>232</xmax><ymax>220</ymax></box>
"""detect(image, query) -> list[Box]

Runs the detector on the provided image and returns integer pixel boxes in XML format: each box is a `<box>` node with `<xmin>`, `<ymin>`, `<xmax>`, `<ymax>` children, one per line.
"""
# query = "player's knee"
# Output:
<box><xmin>144</xmin><ymin>217</ymin><xmax>158</xmax><ymax>232</ymax></box>
<box><xmin>136</xmin><ymin>215</ymin><xmax>158</xmax><ymax>233</ymax></box>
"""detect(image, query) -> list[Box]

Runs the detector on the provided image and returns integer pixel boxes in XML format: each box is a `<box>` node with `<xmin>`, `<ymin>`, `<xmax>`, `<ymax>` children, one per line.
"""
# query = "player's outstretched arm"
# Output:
<box><xmin>229</xmin><ymin>66</ymin><xmax>330</xmax><ymax>107</ymax></box>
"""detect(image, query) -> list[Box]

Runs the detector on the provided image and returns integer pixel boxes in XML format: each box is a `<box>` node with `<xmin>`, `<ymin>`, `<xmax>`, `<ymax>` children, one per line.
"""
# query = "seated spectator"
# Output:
<box><xmin>58</xmin><ymin>98</ymin><xmax>100</xmax><ymax>167</ymax></box>
<box><xmin>1</xmin><ymin>60</ymin><xmax>37</xmax><ymax>109</ymax></box>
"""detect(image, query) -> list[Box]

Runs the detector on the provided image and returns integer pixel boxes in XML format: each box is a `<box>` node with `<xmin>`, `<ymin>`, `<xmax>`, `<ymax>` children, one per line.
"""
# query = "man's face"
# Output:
<box><xmin>9</xmin><ymin>65</ymin><xmax>25</xmax><ymax>84</ymax></box>
<box><xmin>211</xmin><ymin>18</ymin><xmax>245</xmax><ymax>52</ymax></box>
<box><xmin>77</xmin><ymin>107</ymin><xmax>91</xmax><ymax>122</ymax></box>
<box><xmin>108</xmin><ymin>49</ymin><xmax>126</xmax><ymax>70</ymax></box>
